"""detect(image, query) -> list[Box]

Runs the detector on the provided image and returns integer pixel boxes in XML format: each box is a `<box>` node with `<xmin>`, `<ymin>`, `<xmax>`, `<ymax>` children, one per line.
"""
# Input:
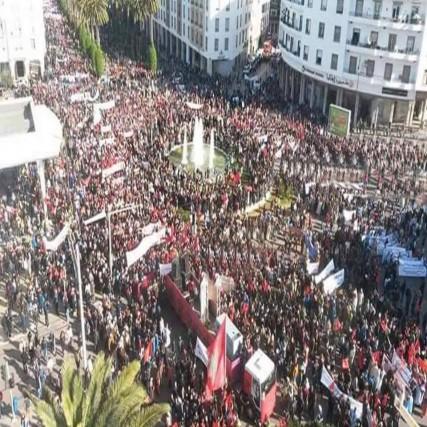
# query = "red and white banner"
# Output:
<box><xmin>126</xmin><ymin>228</ymin><xmax>166</xmax><ymax>267</ymax></box>
<box><xmin>102</xmin><ymin>161</ymin><xmax>125</xmax><ymax>179</ymax></box>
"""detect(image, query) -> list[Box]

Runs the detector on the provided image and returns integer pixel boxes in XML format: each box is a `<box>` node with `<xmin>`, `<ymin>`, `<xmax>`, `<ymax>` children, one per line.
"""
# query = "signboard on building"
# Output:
<box><xmin>328</xmin><ymin>104</ymin><xmax>351</xmax><ymax>138</ymax></box>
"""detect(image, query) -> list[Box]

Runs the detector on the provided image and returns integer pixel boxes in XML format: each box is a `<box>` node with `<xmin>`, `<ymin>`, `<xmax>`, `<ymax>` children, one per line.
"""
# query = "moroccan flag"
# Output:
<box><xmin>205</xmin><ymin>319</ymin><xmax>227</xmax><ymax>398</ymax></box>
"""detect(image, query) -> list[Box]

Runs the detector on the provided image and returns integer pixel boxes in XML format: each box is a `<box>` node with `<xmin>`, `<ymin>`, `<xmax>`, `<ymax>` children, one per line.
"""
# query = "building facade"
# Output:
<box><xmin>0</xmin><ymin>0</ymin><xmax>46</xmax><ymax>84</ymax></box>
<box><xmin>153</xmin><ymin>0</ymin><xmax>270</xmax><ymax>75</ymax></box>
<box><xmin>278</xmin><ymin>0</ymin><xmax>427</xmax><ymax>128</ymax></box>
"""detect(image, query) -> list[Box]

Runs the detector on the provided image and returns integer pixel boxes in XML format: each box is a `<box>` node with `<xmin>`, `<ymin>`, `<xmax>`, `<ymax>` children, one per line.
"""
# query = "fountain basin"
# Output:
<box><xmin>168</xmin><ymin>143</ymin><xmax>229</xmax><ymax>174</ymax></box>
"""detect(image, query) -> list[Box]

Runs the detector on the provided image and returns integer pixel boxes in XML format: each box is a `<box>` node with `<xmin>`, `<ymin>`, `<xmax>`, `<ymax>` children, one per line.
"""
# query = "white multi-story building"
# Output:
<box><xmin>153</xmin><ymin>0</ymin><xmax>270</xmax><ymax>75</ymax></box>
<box><xmin>0</xmin><ymin>0</ymin><xmax>46</xmax><ymax>83</ymax></box>
<box><xmin>278</xmin><ymin>0</ymin><xmax>427</xmax><ymax>128</ymax></box>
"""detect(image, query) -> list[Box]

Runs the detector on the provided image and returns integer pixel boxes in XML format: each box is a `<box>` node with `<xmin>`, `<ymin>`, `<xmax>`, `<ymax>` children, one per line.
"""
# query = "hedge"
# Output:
<box><xmin>147</xmin><ymin>43</ymin><xmax>157</xmax><ymax>73</ymax></box>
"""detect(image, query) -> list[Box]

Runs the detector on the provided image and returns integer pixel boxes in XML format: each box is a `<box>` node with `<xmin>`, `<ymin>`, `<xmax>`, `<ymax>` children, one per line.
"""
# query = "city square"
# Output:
<box><xmin>1</xmin><ymin>0</ymin><xmax>427</xmax><ymax>426</ymax></box>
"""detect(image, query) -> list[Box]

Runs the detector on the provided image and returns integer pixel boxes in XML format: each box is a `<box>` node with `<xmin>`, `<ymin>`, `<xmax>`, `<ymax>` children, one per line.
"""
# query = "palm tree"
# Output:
<box><xmin>77</xmin><ymin>0</ymin><xmax>109</xmax><ymax>46</ymax></box>
<box><xmin>30</xmin><ymin>353</ymin><xmax>169</xmax><ymax>427</ymax></box>
<box><xmin>111</xmin><ymin>0</ymin><xmax>159</xmax><ymax>59</ymax></box>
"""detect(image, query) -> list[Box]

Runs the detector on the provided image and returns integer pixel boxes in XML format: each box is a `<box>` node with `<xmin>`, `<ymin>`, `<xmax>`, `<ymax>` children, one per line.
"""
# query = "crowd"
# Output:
<box><xmin>1</xmin><ymin>0</ymin><xmax>427</xmax><ymax>425</ymax></box>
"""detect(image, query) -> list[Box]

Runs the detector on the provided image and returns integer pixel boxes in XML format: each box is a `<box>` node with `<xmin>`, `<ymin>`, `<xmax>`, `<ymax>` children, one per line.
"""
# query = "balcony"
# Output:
<box><xmin>348</xmin><ymin>11</ymin><xmax>424</xmax><ymax>30</ymax></box>
<box><xmin>346</xmin><ymin>40</ymin><xmax>419</xmax><ymax>61</ymax></box>
<box><xmin>280</xmin><ymin>16</ymin><xmax>302</xmax><ymax>32</ymax></box>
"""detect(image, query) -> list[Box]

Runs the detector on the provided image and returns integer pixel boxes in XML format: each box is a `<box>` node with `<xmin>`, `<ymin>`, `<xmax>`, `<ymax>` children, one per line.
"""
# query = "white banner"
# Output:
<box><xmin>102</xmin><ymin>161</ymin><xmax>125</xmax><ymax>179</ymax></box>
<box><xmin>306</xmin><ymin>260</ymin><xmax>319</xmax><ymax>275</ymax></box>
<box><xmin>101</xmin><ymin>124</ymin><xmax>111</xmax><ymax>134</ymax></box>
<box><xmin>83</xmin><ymin>211</ymin><xmax>106</xmax><ymax>226</ymax></box>
<box><xmin>186</xmin><ymin>101</ymin><xmax>203</xmax><ymax>110</ymax></box>
<box><xmin>126</xmin><ymin>228</ymin><xmax>166</xmax><ymax>267</ymax></box>
<box><xmin>315</xmin><ymin>259</ymin><xmax>335</xmax><ymax>284</ymax></box>
<box><xmin>96</xmin><ymin>100</ymin><xmax>115</xmax><ymax>111</ymax></box>
<box><xmin>323</xmin><ymin>269</ymin><xmax>345</xmax><ymax>294</ymax></box>
<box><xmin>200</xmin><ymin>274</ymin><xmax>209</xmax><ymax>322</ymax></box>
<box><xmin>159</xmin><ymin>263</ymin><xmax>172</xmax><ymax>276</ymax></box>
<box><xmin>43</xmin><ymin>224</ymin><xmax>70</xmax><ymax>251</ymax></box>
<box><xmin>398</xmin><ymin>258</ymin><xmax>426</xmax><ymax>278</ymax></box>
<box><xmin>141</xmin><ymin>221</ymin><xmax>162</xmax><ymax>236</ymax></box>
<box><xmin>321</xmin><ymin>366</ymin><xmax>363</xmax><ymax>419</ymax></box>
<box><xmin>194</xmin><ymin>337</ymin><xmax>208</xmax><ymax>366</ymax></box>
<box><xmin>123</xmin><ymin>130</ymin><xmax>134</xmax><ymax>138</ymax></box>
<box><xmin>382</xmin><ymin>245</ymin><xmax>408</xmax><ymax>263</ymax></box>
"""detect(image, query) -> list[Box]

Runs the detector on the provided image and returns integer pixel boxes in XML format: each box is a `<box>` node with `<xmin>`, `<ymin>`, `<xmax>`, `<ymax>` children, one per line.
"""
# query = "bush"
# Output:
<box><xmin>147</xmin><ymin>43</ymin><xmax>157</xmax><ymax>73</ymax></box>
<box><xmin>79</xmin><ymin>27</ymin><xmax>90</xmax><ymax>53</ymax></box>
<box><xmin>94</xmin><ymin>48</ymin><xmax>105</xmax><ymax>77</ymax></box>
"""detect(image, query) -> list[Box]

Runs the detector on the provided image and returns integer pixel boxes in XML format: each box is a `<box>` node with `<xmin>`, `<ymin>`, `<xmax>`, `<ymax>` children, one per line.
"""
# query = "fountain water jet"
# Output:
<box><xmin>181</xmin><ymin>126</ymin><xmax>188</xmax><ymax>165</ymax></box>
<box><xmin>209</xmin><ymin>128</ymin><xmax>215</xmax><ymax>169</ymax></box>
<box><xmin>191</xmin><ymin>118</ymin><xmax>205</xmax><ymax>169</ymax></box>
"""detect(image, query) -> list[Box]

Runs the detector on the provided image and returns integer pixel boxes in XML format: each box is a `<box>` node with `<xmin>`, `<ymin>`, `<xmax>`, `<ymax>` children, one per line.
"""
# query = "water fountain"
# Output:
<box><xmin>181</xmin><ymin>126</ymin><xmax>188</xmax><ymax>165</ymax></box>
<box><xmin>209</xmin><ymin>128</ymin><xmax>215</xmax><ymax>170</ymax></box>
<box><xmin>191</xmin><ymin>118</ymin><xmax>205</xmax><ymax>168</ymax></box>
<box><xmin>168</xmin><ymin>118</ymin><xmax>229</xmax><ymax>175</ymax></box>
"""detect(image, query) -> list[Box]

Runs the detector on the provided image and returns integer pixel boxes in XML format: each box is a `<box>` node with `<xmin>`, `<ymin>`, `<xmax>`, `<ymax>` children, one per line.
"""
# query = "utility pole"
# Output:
<box><xmin>75</xmin><ymin>244</ymin><xmax>88</xmax><ymax>371</ymax></box>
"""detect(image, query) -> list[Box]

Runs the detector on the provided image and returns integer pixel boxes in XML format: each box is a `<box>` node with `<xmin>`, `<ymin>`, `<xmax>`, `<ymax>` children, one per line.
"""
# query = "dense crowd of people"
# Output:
<box><xmin>2</xmin><ymin>0</ymin><xmax>427</xmax><ymax>426</ymax></box>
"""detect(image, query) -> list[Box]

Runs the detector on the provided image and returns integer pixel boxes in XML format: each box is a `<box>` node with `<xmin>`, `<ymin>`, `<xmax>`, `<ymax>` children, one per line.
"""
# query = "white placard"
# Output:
<box><xmin>315</xmin><ymin>259</ymin><xmax>335</xmax><ymax>284</ymax></box>
<box><xmin>323</xmin><ymin>269</ymin><xmax>345</xmax><ymax>294</ymax></box>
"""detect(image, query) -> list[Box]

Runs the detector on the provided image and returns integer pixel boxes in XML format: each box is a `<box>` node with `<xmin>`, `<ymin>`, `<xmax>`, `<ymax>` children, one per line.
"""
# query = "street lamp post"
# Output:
<box><xmin>75</xmin><ymin>243</ymin><xmax>88</xmax><ymax>371</ymax></box>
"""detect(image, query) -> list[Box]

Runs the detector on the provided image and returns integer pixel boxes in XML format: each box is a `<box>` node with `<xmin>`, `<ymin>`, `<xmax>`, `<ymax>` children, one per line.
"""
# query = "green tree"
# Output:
<box><xmin>147</xmin><ymin>42</ymin><xmax>157</xmax><ymax>73</ymax></box>
<box><xmin>31</xmin><ymin>353</ymin><xmax>168</xmax><ymax>427</ymax></box>
<box><xmin>94</xmin><ymin>48</ymin><xmax>105</xmax><ymax>77</ymax></box>
<box><xmin>77</xmin><ymin>0</ymin><xmax>109</xmax><ymax>46</ymax></box>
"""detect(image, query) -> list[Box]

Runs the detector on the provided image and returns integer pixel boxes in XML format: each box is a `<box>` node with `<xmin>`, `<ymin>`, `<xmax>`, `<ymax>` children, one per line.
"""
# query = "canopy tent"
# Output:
<box><xmin>0</xmin><ymin>98</ymin><xmax>63</xmax><ymax>170</ymax></box>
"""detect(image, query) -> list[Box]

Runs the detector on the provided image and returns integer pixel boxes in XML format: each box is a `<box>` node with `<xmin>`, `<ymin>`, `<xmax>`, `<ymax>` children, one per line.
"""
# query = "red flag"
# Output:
<box><xmin>205</xmin><ymin>319</ymin><xmax>227</xmax><ymax>398</ymax></box>
<box><xmin>260</xmin><ymin>382</ymin><xmax>277</xmax><ymax>422</ymax></box>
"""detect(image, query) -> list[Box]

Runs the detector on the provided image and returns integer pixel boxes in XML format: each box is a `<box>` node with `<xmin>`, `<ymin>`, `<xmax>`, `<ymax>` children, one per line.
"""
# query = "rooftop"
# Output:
<box><xmin>0</xmin><ymin>97</ymin><xmax>63</xmax><ymax>169</ymax></box>
<box><xmin>0</xmin><ymin>98</ymin><xmax>35</xmax><ymax>137</ymax></box>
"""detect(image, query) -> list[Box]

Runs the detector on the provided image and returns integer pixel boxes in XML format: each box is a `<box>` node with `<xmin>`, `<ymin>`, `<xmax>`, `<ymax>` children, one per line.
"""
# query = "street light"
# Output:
<box><xmin>74</xmin><ymin>243</ymin><xmax>88</xmax><ymax>371</ymax></box>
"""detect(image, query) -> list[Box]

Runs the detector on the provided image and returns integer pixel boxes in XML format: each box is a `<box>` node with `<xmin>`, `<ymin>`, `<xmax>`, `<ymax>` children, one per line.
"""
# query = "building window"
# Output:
<box><xmin>392</xmin><ymin>1</ymin><xmax>402</xmax><ymax>21</ymax></box>
<box><xmin>305</xmin><ymin>18</ymin><xmax>311</xmax><ymax>35</ymax></box>
<box><xmin>366</xmin><ymin>60</ymin><xmax>375</xmax><ymax>77</ymax></box>
<box><xmin>351</xmin><ymin>28</ymin><xmax>360</xmax><ymax>45</ymax></box>
<box><xmin>401</xmin><ymin>65</ymin><xmax>411</xmax><ymax>83</ymax></box>
<box><xmin>224</xmin><ymin>37</ymin><xmax>229</xmax><ymax>50</ymax></box>
<box><xmin>331</xmin><ymin>53</ymin><xmax>338</xmax><ymax>70</ymax></box>
<box><xmin>205</xmin><ymin>36</ymin><xmax>208</xmax><ymax>50</ymax></box>
<box><xmin>373</xmin><ymin>0</ymin><xmax>381</xmax><ymax>19</ymax></box>
<box><xmin>316</xmin><ymin>49</ymin><xmax>322</xmax><ymax>65</ymax></box>
<box><xmin>30</xmin><ymin>38</ymin><xmax>36</xmax><ymax>50</ymax></box>
<box><xmin>333</xmin><ymin>26</ymin><xmax>341</xmax><ymax>42</ymax></box>
<box><xmin>369</xmin><ymin>31</ymin><xmax>378</xmax><ymax>48</ymax></box>
<box><xmin>318</xmin><ymin>22</ymin><xmax>325</xmax><ymax>38</ymax></box>
<box><xmin>214</xmin><ymin>38</ymin><xmax>219</xmax><ymax>51</ymax></box>
<box><xmin>303</xmin><ymin>45</ymin><xmax>309</xmax><ymax>61</ymax></box>
<box><xmin>336</xmin><ymin>0</ymin><xmax>343</xmax><ymax>14</ymax></box>
<box><xmin>215</xmin><ymin>18</ymin><xmax>219</xmax><ymax>31</ymax></box>
<box><xmin>307</xmin><ymin>0</ymin><xmax>313</xmax><ymax>7</ymax></box>
<box><xmin>355</xmin><ymin>0</ymin><xmax>363</xmax><ymax>17</ymax></box>
<box><xmin>388</xmin><ymin>34</ymin><xmax>397</xmax><ymax>51</ymax></box>
<box><xmin>348</xmin><ymin>56</ymin><xmax>357</xmax><ymax>74</ymax></box>
<box><xmin>225</xmin><ymin>17</ymin><xmax>230</xmax><ymax>31</ymax></box>
<box><xmin>321</xmin><ymin>0</ymin><xmax>327</xmax><ymax>11</ymax></box>
<box><xmin>226</xmin><ymin>0</ymin><xmax>230</xmax><ymax>11</ymax></box>
<box><xmin>384</xmin><ymin>63</ymin><xmax>393</xmax><ymax>81</ymax></box>
<box><xmin>423</xmin><ymin>70</ymin><xmax>427</xmax><ymax>85</ymax></box>
<box><xmin>406</xmin><ymin>36</ymin><xmax>415</xmax><ymax>53</ymax></box>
